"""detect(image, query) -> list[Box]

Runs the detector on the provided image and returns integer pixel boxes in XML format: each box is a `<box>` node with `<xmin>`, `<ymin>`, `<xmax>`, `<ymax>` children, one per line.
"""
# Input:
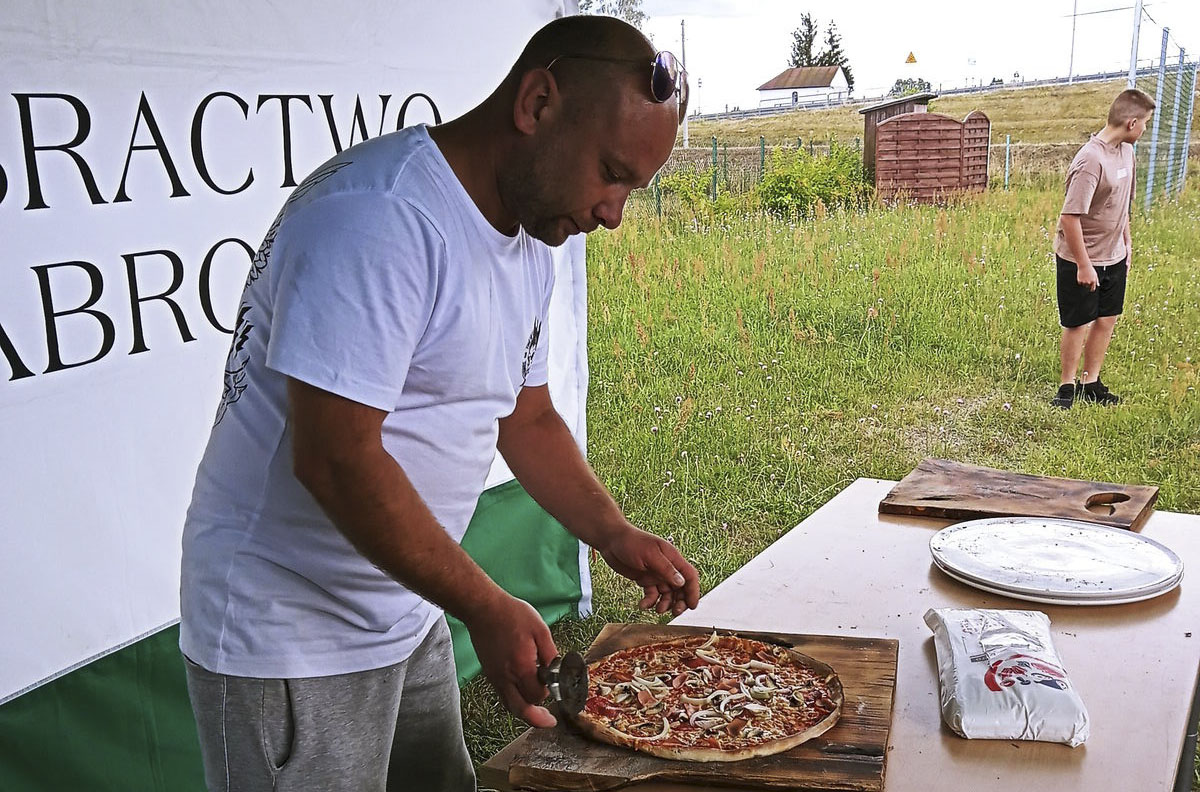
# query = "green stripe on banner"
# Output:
<box><xmin>448</xmin><ymin>478</ymin><xmax>584</xmax><ymax>684</ymax></box>
<box><xmin>0</xmin><ymin>479</ymin><xmax>581</xmax><ymax>790</ymax></box>
<box><xmin>0</xmin><ymin>625</ymin><xmax>205</xmax><ymax>792</ymax></box>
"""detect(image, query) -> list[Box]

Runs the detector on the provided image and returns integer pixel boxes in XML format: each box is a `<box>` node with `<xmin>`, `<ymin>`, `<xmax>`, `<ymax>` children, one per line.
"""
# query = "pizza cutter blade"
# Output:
<box><xmin>537</xmin><ymin>651</ymin><xmax>588</xmax><ymax>715</ymax></box>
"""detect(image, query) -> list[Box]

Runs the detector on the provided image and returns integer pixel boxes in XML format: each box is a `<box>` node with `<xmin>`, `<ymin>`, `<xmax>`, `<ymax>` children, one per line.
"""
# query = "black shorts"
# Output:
<box><xmin>1056</xmin><ymin>254</ymin><xmax>1127</xmax><ymax>328</ymax></box>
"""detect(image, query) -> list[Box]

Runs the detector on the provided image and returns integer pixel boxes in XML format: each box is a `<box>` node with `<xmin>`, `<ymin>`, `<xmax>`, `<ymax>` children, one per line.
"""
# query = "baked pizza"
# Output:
<box><xmin>567</xmin><ymin>631</ymin><xmax>843</xmax><ymax>761</ymax></box>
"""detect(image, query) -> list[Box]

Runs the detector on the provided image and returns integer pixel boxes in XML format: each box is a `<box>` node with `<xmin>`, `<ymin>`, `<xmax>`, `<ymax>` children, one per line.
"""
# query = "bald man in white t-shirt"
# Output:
<box><xmin>180</xmin><ymin>15</ymin><xmax>697</xmax><ymax>792</ymax></box>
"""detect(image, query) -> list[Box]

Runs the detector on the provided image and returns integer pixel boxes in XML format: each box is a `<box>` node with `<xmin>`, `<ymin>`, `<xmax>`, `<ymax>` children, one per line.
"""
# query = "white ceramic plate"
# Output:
<box><xmin>932</xmin><ymin>555</ymin><xmax>1182</xmax><ymax>606</ymax></box>
<box><xmin>929</xmin><ymin>516</ymin><xmax>1184</xmax><ymax>602</ymax></box>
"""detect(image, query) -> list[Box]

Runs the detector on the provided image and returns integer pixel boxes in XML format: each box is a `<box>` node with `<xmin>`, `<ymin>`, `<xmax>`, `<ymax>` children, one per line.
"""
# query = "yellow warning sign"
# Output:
<box><xmin>905</xmin><ymin>52</ymin><xmax>917</xmax><ymax>64</ymax></box>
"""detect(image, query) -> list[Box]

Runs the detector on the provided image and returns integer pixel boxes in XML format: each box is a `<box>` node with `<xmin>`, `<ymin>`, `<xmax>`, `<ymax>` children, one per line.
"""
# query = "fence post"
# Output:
<box><xmin>1165</xmin><ymin>49</ymin><xmax>1186</xmax><ymax>197</ymax></box>
<box><xmin>759</xmin><ymin>136</ymin><xmax>765</xmax><ymax>180</ymax></box>
<box><xmin>1179</xmin><ymin>63</ymin><xmax>1198</xmax><ymax>190</ymax></box>
<box><xmin>723</xmin><ymin>143</ymin><xmax>728</xmax><ymax>189</ymax></box>
<box><xmin>797</xmin><ymin>137</ymin><xmax>802</xmax><ymax>149</ymax></box>
<box><xmin>712</xmin><ymin>136</ymin><xmax>718</xmax><ymax>200</ymax></box>
<box><xmin>1144</xmin><ymin>28</ymin><xmax>1170</xmax><ymax>212</ymax></box>
<box><xmin>809</xmin><ymin>139</ymin><xmax>814</xmax><ymax>156</ymax></box>
<box><xmin>654</xmin><ymin>171</ymin><xmax>661</xmax><ymax>217</ymax></box>
<box><xmin>1005</xmin><ymin>135</ymin><xmax>1011</xmax><ymax>189</ymax></box>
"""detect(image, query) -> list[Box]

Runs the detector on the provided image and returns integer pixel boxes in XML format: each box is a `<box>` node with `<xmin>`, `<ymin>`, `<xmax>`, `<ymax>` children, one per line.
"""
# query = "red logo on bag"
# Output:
<box><xmin>984</xmin><ymin>654</ymin><xmax>1069</xmax><ymax>692</ymax></box>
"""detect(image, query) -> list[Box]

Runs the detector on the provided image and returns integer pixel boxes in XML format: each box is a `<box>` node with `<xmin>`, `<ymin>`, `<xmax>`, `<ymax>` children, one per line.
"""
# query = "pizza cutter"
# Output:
<box><xmin>537</xmin><ymin>651</ymin><xmax>588</xmax><ymax>715</ymax></box>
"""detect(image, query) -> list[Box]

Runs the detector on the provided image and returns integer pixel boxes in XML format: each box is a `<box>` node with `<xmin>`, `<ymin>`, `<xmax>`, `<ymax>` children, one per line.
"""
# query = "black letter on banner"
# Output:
<box><xmin>395</xmin><ymin>94</ymin><xmax>442</xmax><ymax>129</ymax></box>
<box><xmin>319</xmin><ymin>94</ymin><xmax>372</xmax><ymax>153</ymax></box>
<box><xmin>257</xmin><ymin>95</ymin><xmax>313</xmax><ymax>188</ymax></box>
<box><xmin>114</xmin><ymin>92</ymin><xmax>191</xmax><ymax>203</ymax></box>
<box><xmin>192</xmin><ymin>92</ymin><xmax>254</xmax><ymax>195</ymax></box>
<box><xmin>0</xmin><ymin>319</ymin><xmax>35</xmax><ymax>380</ymax></box>
<box><xmin>124</xmin><ymin>250</ymin><xmax>196</xmax><ymax>354</ymax></box>
<box><xmin>0</xmin><ymin>159</ymin><xmax>7</xmax><ymax>205</ymax></box>
<box><xmin>15</xmin><ymin>93</ymin><xmax>107</xmax><ymax>210</ymax></box>
<box><xmin>199</xmin><ymin>238</ymin><xmax>254</xmax><ymax>334</ymax></box>
<box><xmin>33</xmin><ymin>261</ymin><xmax>116</xmax><ymax>373</ymax></box>
<box><xmin>375</xmin><ymin>95</ymin><xmax>392</xmax><ymax>137</ymax></box>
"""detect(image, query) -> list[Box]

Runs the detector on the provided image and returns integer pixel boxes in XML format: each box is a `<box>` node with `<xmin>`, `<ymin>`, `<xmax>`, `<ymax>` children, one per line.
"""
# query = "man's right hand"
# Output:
<box><xmin>464</xmin><ymin>592</ymin><xmax>559</xmax><ymax>728</ymax></box>
<box><xmin>1076</xmin><ymin>261</ymin><xmax>1099</xmax><ymax>291</ymax></box>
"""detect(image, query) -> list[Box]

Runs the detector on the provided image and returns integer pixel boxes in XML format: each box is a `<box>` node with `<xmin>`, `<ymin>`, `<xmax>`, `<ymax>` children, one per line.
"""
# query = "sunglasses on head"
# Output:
<box><xmin>545</xmin><ymin>50</ymin><xmax>689</xmax><ymax>122</ymax></box>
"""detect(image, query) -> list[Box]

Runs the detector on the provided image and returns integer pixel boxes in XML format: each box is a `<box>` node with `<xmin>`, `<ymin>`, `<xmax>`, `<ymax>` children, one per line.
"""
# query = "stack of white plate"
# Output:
<box><xmin>929</xmin><ymin>516</ymin><xmax>1184</xmax><ymax>606</ymax></box>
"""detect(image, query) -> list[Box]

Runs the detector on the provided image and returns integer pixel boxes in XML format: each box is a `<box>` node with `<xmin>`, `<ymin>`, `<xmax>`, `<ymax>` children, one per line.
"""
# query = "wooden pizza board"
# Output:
<box><xmin>479</xmin><ymin>623</ymin><xmax>899</xmax><ymax>792</ymax></box>
<box><xmin>878</xmin><ymin>458</ymin><xmax>1158</xmax><ymax>530</ymax></box>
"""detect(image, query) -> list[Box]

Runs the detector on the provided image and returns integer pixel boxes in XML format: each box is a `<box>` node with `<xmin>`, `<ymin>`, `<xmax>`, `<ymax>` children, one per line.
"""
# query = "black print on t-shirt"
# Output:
<box><xmin>521</xmin><ymin>317</ymin><xmax>541</xmax><ymax>385</ymax></box>
<box><xmin>214</xmin><ymin>160</ymin><xmax>353</xmax><ymax>425</ymax></box>
<box><xmin>246</xmin><ymin>161</ymin><xmax>354</xmax><ymax>287</ymax></box>
<box><xmin>214</xmin><ymin>304</ymin><xmax>253</xmax><ymax>426</ymax></box>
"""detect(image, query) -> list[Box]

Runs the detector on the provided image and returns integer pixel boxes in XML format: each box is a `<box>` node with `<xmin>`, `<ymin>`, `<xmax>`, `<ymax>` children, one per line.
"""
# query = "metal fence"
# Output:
<box><xmin>1133</xmin><ymin>31</ymin><xmax>1197</xmax><ymax>210</ymax></box>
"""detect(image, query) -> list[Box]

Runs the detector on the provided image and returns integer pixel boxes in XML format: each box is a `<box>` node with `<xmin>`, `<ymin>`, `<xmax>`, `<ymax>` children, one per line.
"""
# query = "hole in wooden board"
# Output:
<box><xmin>1085</xmin><ymin>492</ymin><xmax>1131</xmax><ymax>515</ymax></box>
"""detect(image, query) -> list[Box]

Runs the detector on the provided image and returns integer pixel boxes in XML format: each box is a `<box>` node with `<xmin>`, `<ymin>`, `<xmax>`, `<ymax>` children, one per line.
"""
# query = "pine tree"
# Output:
<box><xmin>788</xmin><ymin>14</ymin><xmax>819</xmax><ymax>67</ymax></box>
<box><xmin>817</xmin><ymin>22</ymin><xmax>854</xmax><ymax>95</ymax></box>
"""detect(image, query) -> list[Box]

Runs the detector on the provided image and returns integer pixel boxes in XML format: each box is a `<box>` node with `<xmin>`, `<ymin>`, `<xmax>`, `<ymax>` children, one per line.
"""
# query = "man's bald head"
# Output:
<box><xmin>452</xmin><ymin>15</ymin><xmax>682</xmax><ymax>246</ymax></box>
<box><xmin>505</xmin><ymin>15</ymin><xmax>667</xmax><ymax>118</ymax></box>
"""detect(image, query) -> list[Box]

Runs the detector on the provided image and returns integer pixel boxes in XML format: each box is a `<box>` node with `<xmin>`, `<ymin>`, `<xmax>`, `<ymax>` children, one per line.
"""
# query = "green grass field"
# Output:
<box><xmin>685</xmin><ymin>78</ymin><xmax>1200</xmax><ymax>147</ymax></box>
<box><xmin>461</xmin><ymin>178</ymin><xmax>1200</xmax><ymax>781</ymax></box>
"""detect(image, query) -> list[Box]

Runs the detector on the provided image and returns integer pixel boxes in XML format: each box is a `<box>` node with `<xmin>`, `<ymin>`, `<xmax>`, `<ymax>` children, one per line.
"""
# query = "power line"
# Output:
<box><xmin>1063</xmin><ymin>4</ymin><xmax>1148</xmax><ymax>18</ymax></box>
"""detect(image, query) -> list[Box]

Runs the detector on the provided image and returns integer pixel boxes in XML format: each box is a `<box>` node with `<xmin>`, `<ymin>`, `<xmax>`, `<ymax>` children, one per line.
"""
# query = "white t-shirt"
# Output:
<box><xmin>180</xmin><ymin>125</ymin><xmax>555</xmax><ymax>678</ymax></box>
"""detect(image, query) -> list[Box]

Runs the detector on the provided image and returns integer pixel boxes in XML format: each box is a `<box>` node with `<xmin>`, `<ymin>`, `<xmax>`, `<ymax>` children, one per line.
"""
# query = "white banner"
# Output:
<box><xmin>0</xmin><ymin>0</ymin><xmax>584</xmax><ymax>702</ymax></box>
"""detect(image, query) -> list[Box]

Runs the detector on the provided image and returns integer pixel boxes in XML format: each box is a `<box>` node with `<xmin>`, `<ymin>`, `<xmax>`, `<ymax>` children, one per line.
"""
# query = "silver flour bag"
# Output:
<box><xmin>924</xmin><ymin>608</ymin><xmax>1089</xmax><ymax>747</ymax></box>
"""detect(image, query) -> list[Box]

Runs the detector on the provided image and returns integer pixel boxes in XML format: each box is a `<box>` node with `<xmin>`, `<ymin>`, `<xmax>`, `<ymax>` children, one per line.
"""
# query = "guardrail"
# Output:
<box><xmin>690</xmin><ymin>65</ymin><xmax>1166</xmax><ymax>124</ymax></box>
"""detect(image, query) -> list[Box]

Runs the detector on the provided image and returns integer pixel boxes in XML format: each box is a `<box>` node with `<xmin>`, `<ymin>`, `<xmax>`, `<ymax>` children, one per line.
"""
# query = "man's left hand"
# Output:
<box><xmin>597</xmin><ymin>526</ymin><xmax>700</xmax><ymax>616</ymax></box>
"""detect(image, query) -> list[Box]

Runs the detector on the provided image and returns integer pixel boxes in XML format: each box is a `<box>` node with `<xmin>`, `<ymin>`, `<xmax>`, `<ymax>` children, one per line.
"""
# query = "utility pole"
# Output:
<box><xmin>681</xmin><ymin>18</ymin><xmax>689</xmax><ymax>148</ymax></box>
<box><xmin>1128</xmin><ymin>0</ymin><xmax>1143</xmax><ymax>88</ymax></box>
<box><xmin>1068</xmin><ymin>0</ymin><xmax>1078</xmax><ymax>83</ymax></box>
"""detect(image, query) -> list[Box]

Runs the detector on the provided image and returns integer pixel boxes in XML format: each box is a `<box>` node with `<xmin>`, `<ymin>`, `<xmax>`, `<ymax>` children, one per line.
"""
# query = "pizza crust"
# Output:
<box><xmin>567</xmin><ymin>632</ymin><xmax>844</xmax><ymax>762</ymax></box>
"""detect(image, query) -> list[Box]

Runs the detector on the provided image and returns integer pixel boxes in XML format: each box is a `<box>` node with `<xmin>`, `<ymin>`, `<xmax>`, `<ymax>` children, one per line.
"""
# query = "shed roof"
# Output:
<box><xmin>857</xmin><ymin>92</ymin><xmax>938</xmax><ymax>114</ymax></box>
<box><xmin>757</xmin><ymin>66</ymin><xmax>841</xmax><ymax>91</ymax></box>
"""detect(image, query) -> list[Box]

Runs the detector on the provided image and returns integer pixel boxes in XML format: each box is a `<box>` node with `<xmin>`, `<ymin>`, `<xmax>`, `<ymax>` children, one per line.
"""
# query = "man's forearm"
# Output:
<box><xmin>295</xmin><ymin>444</ymin><xmax>505</xmax><ymax>627</ymax></box>
<box><xmin>498</xmin><ymin>406</ymin><xmax>626</xmax><ymax>550</ymax></box>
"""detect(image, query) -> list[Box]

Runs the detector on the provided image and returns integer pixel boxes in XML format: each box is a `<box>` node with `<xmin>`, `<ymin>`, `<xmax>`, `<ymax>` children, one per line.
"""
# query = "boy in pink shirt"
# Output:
<box><xmin>1051</xmin><ymin>88</ymin><xmax>1156</xmax><ymax>408</ymax></box>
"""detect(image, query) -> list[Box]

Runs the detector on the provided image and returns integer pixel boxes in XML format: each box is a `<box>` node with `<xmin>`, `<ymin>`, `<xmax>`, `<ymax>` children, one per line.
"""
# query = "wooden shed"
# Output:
<box><xmin>873</xmin><ymin>110</ymin><xmax>991</xmax><ymax>202</ymax></box>
<box><xmin>858</xmin><ymin>92</ymin><xmax>937</xmax><ymax>178</ymax></box>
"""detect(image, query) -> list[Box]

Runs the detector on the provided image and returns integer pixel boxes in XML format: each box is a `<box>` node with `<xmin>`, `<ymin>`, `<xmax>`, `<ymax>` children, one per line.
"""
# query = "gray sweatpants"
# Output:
<box><xmin>184</xmin><ymin>617</ymin><xmax>475</xmax><ymax>792</ymax></box>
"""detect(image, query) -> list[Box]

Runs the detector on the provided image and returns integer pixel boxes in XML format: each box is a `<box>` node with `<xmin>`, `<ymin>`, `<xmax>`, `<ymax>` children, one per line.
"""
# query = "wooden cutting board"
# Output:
<box><xmin>479</xmin><ymin>623</ymin><xmax>899</xmax><ymax>792</ymax></box>
<box><xmin>878</xmin><ymin>458</ymin><xmax>1158</xmax><ymax>530</ymax></box>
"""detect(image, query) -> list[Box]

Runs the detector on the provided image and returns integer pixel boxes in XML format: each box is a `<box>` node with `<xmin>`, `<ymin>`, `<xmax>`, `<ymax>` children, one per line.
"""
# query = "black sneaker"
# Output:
<box><xmin>1080</xmin><ymin>379</ymin><xmax>1121</xmax><ymax>406</ymax></box>
<box><xmin>1050</xmin><ymin>382</ymin><xmax>1077</xmax><ymax>409</ymax></box>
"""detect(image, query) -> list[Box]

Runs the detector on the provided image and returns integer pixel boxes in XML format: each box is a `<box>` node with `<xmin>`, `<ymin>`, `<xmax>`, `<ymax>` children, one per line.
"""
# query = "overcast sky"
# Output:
<box><xmin>641</xmin><ymin>0</ymin><xmax>1200</xmax><ymax>113</ymax></box>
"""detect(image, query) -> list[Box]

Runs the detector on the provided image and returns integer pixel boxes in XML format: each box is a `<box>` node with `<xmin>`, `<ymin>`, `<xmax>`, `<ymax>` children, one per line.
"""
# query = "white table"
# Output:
<box><xmin>484</xmin><ymin>477</ymin><xmax>1200</xmax><ymax>791</ymax></box>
